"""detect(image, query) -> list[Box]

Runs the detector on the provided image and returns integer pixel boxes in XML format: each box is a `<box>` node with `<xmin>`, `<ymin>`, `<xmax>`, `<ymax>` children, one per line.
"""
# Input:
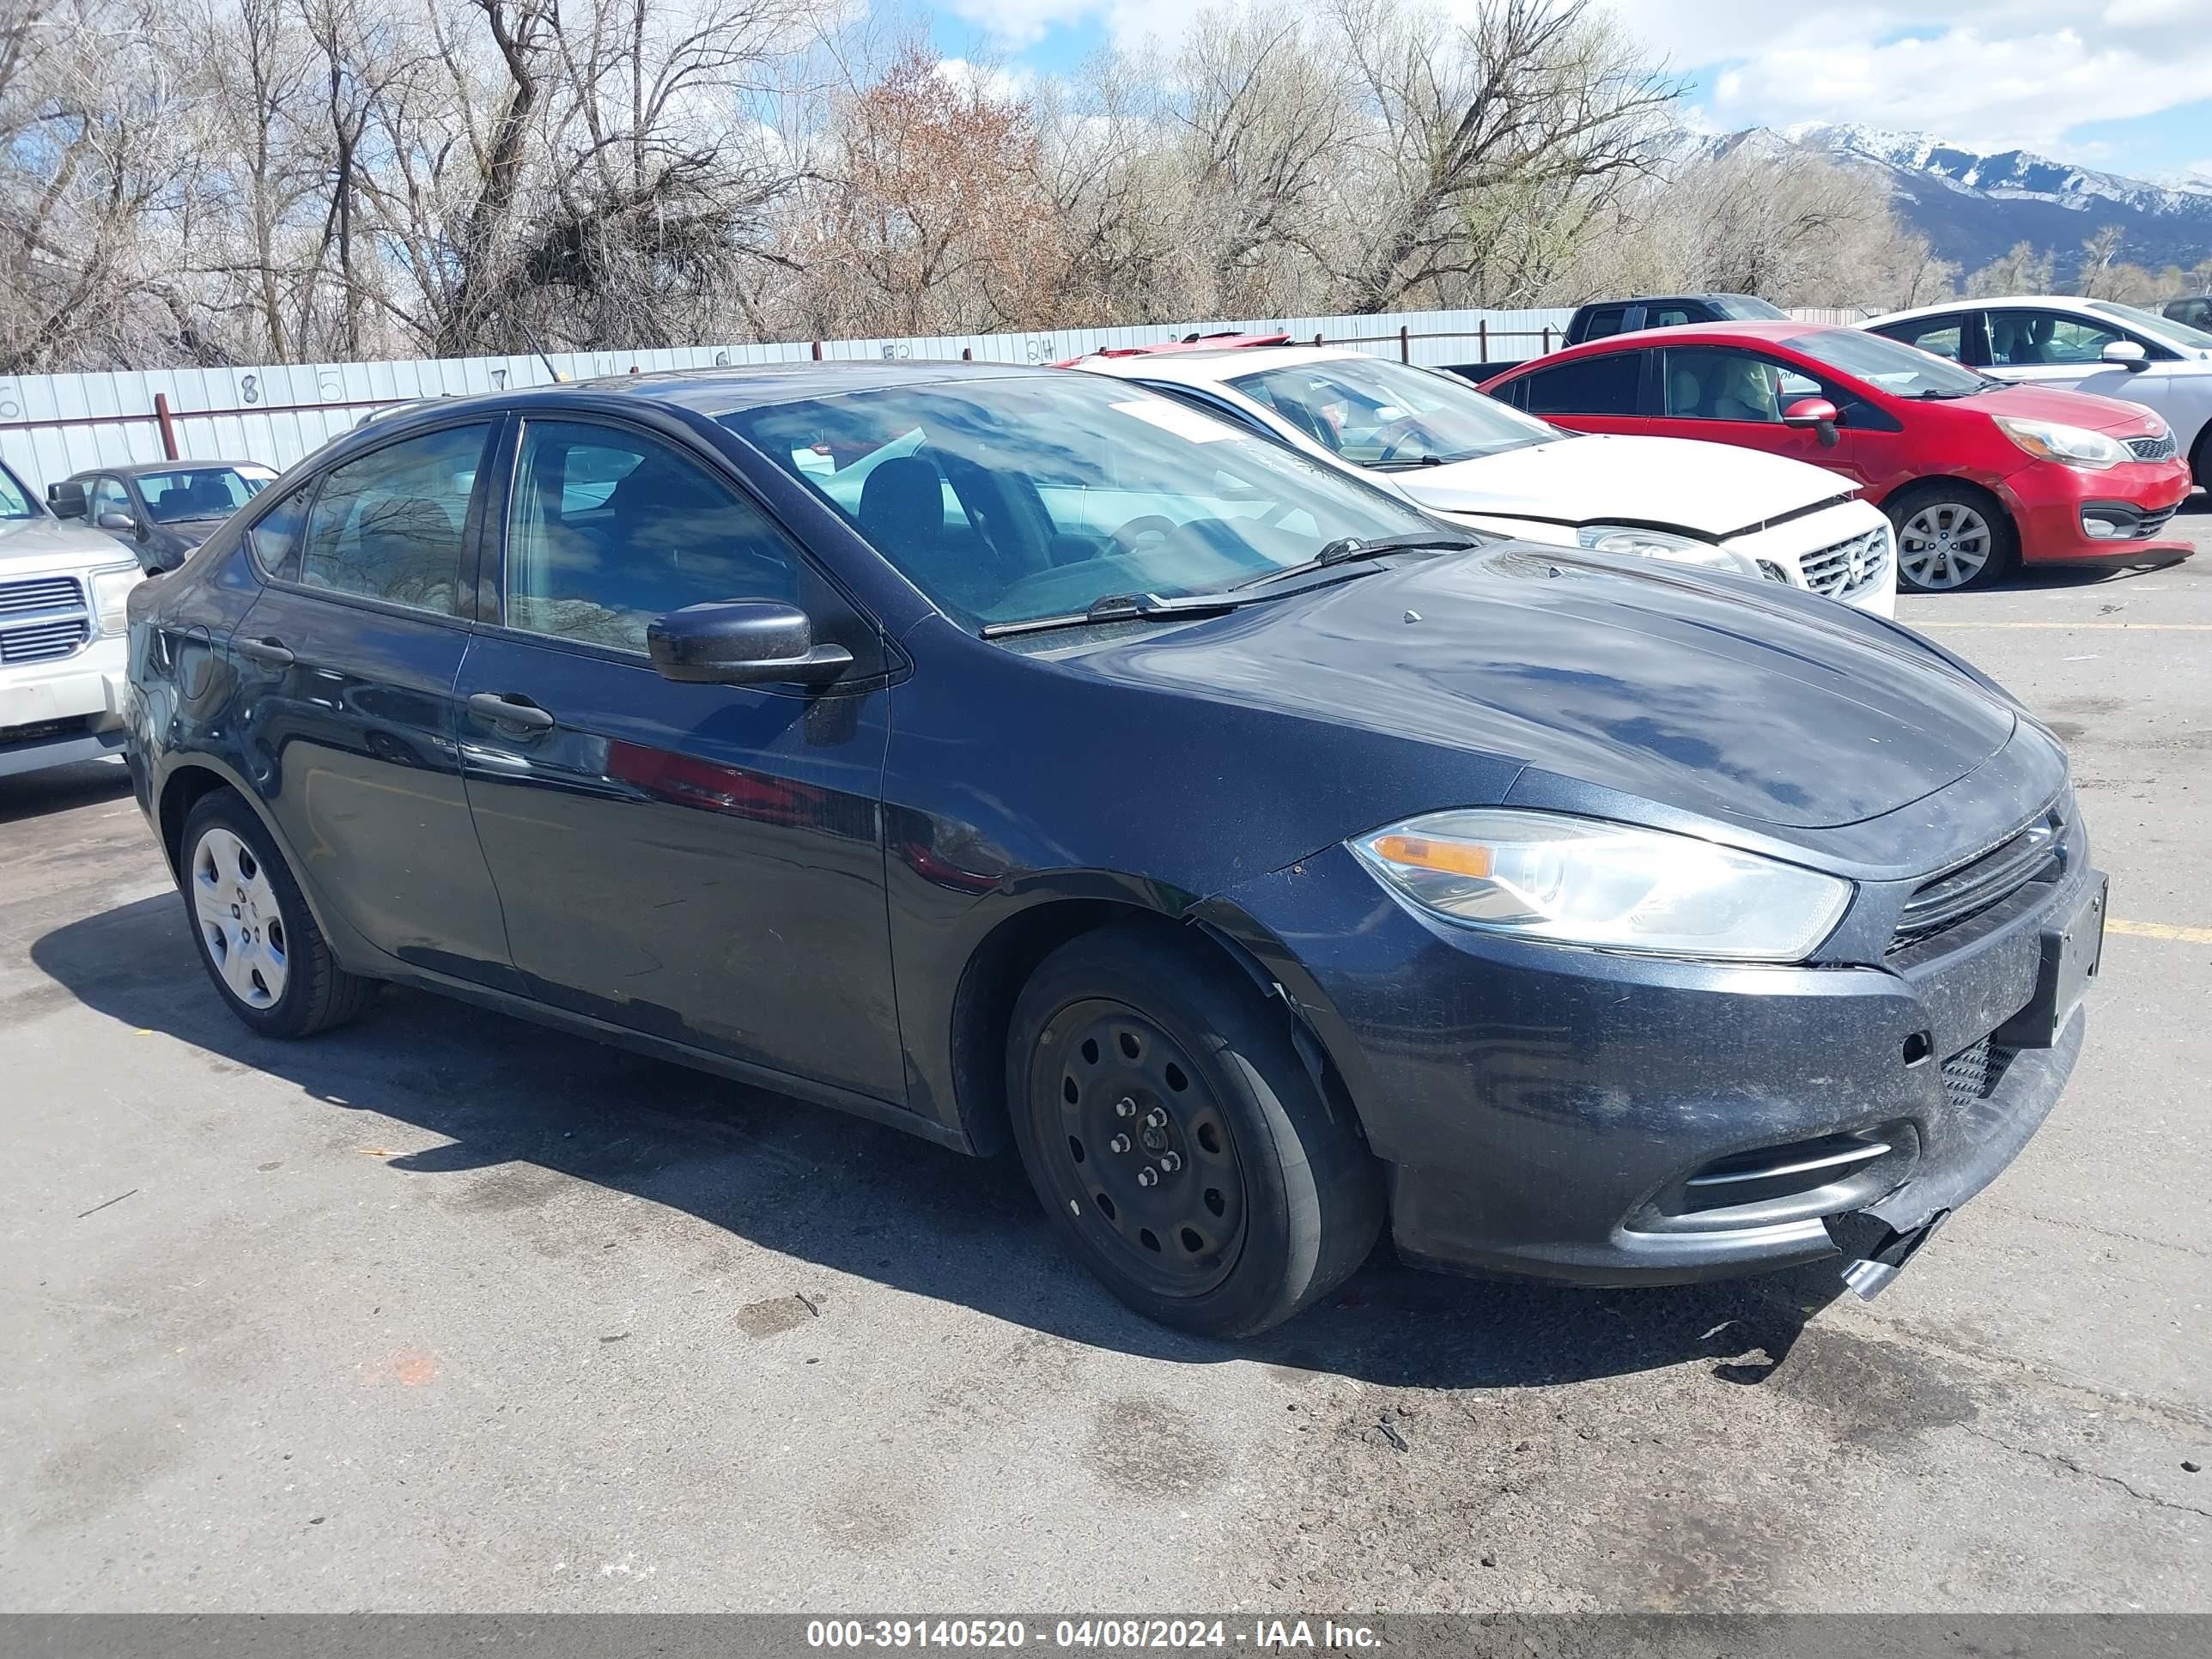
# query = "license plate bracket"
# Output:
<box><xmin>1995</xmin><ymin>875</ymin><xmax>2106</xmax><ymax>1049</ymax></box>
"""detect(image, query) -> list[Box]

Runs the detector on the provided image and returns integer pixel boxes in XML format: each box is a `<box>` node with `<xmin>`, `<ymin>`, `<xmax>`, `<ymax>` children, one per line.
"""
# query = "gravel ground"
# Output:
<box><xmin>2</xmin><ymin>501</ymin><xmax>2207</xmax><ymax>1613</ymax></box>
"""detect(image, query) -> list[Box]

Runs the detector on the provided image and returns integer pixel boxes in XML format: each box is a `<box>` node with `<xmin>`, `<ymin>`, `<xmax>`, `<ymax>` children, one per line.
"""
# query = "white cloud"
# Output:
<box><xmin>938</xmin><ymin>0</ymin><xmax>2212</xmax><ymax>167</ymax></box>
<box><xmin>1699</xmin><ymin>23</ymin><xmax>2212</xmax><ymax>155</ymax></box>
<box><xmin>933</xmin><ymin>56</ymin><xmax>1036</xmax><ymax>100</ymax></box>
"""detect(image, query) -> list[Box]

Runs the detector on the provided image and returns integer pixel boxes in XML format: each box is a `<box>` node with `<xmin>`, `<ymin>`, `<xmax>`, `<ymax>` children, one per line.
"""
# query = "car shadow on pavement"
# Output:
<box><xmin>1983</xmin><ymin>552</ymin><xmax>2192</xmax><ymax>592</ymax></box>
<box><xmin>0</xmin><ymin>757</ymin><xmax>132</xmax><ymax>826</ymax></box>
<box><xmin>32</xmin><ymin>893</ymin><xmax>1844</xmax><ymax>1392</ymax></box>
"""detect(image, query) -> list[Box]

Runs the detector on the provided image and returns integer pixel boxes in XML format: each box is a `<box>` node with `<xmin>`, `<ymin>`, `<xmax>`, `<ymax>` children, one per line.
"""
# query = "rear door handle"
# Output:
<box><xmin>237</xmin><ymin>636</ymin><xmax>295</xmax><ymax>668</ymax></box>
<box><xmin>468</xmin><ymin>691</ymin><xmax>556</xmax><ymax>732</ymax></box>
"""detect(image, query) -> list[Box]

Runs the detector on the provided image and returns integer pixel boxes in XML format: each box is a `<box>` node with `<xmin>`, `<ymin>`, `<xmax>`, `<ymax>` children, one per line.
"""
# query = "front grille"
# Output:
<box><xmin>1940</xmin><ymin>1036</ymin><xmax>2018</xmax><ymax>1109</ymax></box>
<box><xmin>2133</xmin><ymin>506</ymin><xmax>2176</xmax><ymax>539</ymax></box>
<box><xmin>1892</xmin><ymin>804</ymin><xmax>2066</xmax><ymax>953</ymax></box>
<box><xmin>2127</xmin><ymin>432</ymin><xmax>2178</xmax><ymax>462</ymax></box>
<box><xmin>1800</xmin><ymin>527</ymin><xmax>1890</xmax><ymax>598</ymax></box>
<box><xmin>0</xmin><ymin>575</ymin><xmax>84</xmax><ymax>617</ymax></box>
<box><xmin>0</xmin><ymin>617</ymin><xmax>92</xmax><ymax>664</ymax></box>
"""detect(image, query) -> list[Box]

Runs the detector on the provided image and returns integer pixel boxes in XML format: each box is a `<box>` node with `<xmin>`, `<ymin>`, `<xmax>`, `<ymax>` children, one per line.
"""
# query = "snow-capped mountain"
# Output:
<box><xmin>1698</xmin><ymin>123</ymin><xmax>2212</xmax><ymax>282</ymax></box>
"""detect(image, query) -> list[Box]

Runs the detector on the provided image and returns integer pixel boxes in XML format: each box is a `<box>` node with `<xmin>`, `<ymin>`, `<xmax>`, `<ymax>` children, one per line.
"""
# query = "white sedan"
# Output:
<box><xmin>1067</xmin><ymin>342</ymin><xmax>1898</xmax><ymax>616</ymax></box>
<box><xmin>1865</xmin><ymin>295</ymin><xmax>2212</xmax><ymax>488</ymax></box>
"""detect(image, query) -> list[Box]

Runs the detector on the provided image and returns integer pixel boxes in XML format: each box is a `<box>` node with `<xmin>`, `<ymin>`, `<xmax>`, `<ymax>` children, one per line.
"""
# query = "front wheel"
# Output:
<box><xmin>1006</xmin><ymin>926</ymin><xmax>1384</xmax><ymax>1338</ymax></box>
<box><xmin>1887</xmin><ymin>484</ymin><xmax>2017</xmax><ymax>592</ymax></box>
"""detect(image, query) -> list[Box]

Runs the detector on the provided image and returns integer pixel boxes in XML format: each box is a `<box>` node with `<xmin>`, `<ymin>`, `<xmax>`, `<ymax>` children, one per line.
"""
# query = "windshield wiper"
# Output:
<box><xmin>978</xmin><ymin>591</ymin><xmax>1248</xmax><ymax>639</ymax></box>
<box><xmin>1369</xmin><ymin>453</ymin><xmax>1449</xmax><ymax>471</ymax></box>
<box><xmin>1230</xmin><ymin>532</ymin><xmax>1480</xmax><ymax>591</ymax></box>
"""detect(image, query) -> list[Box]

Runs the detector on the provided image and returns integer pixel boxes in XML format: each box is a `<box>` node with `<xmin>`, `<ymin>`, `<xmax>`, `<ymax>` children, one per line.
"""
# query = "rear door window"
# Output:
<box><xmin>1516</xmin><ymin>352</ymin><xmax>1644</xmax><ymax>416</ymax></box>
<box><xmin>296</xmin><ymin>423</ymin><xmax>490</xmax><ymax>616</ymax></box>
<box><xmin>1577</xmin><ymin>306</ymin><xmax>1631</xmax><ymax>341</ymax></box>
<box><xmin>1877</xmin><ymin>314</ymin><xmax>1972</xmax><ymax>363</ymax></box>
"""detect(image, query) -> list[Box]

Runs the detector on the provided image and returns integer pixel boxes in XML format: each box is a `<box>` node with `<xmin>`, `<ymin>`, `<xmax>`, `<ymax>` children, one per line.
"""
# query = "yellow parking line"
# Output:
<box><xmin>1914</xmin><ymin>622</ymin><xmax>2212</xmax><ymax>631</ymax></box>
<box><xmin>2108</xmin><ymin>919</ymin><xmax>2212</xmax><ymax>945</ymax></box>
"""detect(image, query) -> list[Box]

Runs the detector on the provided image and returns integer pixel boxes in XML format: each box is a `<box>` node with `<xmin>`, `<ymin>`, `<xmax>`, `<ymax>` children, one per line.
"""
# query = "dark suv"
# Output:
<box><xmin>125</xmin><ymin>364</ymin><xmax>2105</xmax><ymax>1335</ymax></box>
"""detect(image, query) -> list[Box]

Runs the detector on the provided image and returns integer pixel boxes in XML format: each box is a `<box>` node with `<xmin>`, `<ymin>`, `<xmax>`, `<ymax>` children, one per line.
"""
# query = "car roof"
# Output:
<box><xmin>368</xmin><ymin>360</ymin><xmax>1060</xmax><ymax>427</ymax></box>
<box><xmin>1587</xmin><ymin>293</ymin><xmax>1765</xmax><ymax>307</ymax></box>
<box><xmin>1490</xmin><ymin>320</ymin><xmax>1826</xmax><ymax>374</ymax></box>
<box><xmin>70</xmin><ymin>459</ymin><xmax>269</xmax><ymax>481</ymax></box>
<box><xmin>1869</xmin><ymin>295</ymin><xmax>2119</xmax><ymax>326</ymax></box>
<box><xmin>1072</xmin><ymin>343</ymin><xmax>1364</xmax><ymax>386</ymax></box>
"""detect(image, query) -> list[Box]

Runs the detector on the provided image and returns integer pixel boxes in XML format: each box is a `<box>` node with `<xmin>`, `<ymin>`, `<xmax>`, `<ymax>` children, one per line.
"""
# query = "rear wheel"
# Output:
<box><xmin>1887</xmin><ymin>483</ymin><xmax>2017</xmax><ymax>592</ymax></box>
<box><xmin>181</xmin><ymin>791</ymin><xmax>377</xmax><ymax>1037</ymax></box>
<box><xmin>1006</xmin><ymin>926</ymin><xmax>1384</xmax><ymax>1337</ymax></box>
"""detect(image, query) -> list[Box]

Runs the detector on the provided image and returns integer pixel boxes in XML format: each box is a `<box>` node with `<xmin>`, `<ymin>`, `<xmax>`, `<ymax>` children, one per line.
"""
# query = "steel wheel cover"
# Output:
<box><xmin>1037</xmin><ymin>1000</ymin><xmax>1249</xmax><ymax>1298</ymax></box>
<box><xmin>1899</xmin><ymin>502</ymin><xmax>1994</xmax><ymax>590</ymax></box>
<box><xmin>191</xmin><ymin>827</ymin><xmax>289</xmax><ymax>1009</ymax></box>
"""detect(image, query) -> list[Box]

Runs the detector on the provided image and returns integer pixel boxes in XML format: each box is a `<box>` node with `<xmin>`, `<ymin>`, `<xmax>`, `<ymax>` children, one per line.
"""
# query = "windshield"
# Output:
<box><xmin>0</xmin><ymin>462</ymin><xmax>40</xmax><ymax>520</ymax></box>
<box><xmin>1228</xmin><ymin>355</ymin><xmax>1559</xmax><ymax>466</ymax></box>
<box><xmin>720</xmin><ymin>375</ymin><xmax>1448</xmax><ymax>630</ymax></box>
<box><xmin>1787</xmin><ymin>328</ymin><xmax>1991</xmax><ymax>397</ymax></box>
<box><xmin>2086</xmin><ymin>300</ymin><xmax>2212</xmax><ymax>351</ymax></box>
<box><xmin>134</xmin><ymin>465</ymin><xmax>276</xmax><ymax>524</ymax></box>
<box><xmin>1712</xmin><ymin>295</ymin><xmax>1788</xmax><ymax>320</ymax></box>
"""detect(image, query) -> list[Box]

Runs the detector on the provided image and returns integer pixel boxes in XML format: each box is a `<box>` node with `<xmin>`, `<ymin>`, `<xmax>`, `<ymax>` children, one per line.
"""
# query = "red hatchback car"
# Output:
<box><xmin>1481</xmin><ymin>322</ymin><xmax>2195</xmax><ymax>591</ymax></box>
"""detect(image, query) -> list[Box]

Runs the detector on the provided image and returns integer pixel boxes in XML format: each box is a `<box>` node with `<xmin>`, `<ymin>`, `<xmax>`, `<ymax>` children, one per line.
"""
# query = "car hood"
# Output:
<box><xmin>1077</xmin><ymin>548</ymin><xmax>2017</xmax><ymax>833</ymax></box>
<box><xmin>1387</xmin><ymin>434</ymin><xmax>1855</xmax><ymax>537</ymax></box>
<box><xmin>1959</xmin><ymin>381</ymin><xmax>2170</xmax><ymax>434</ymax></box>
<box><xmin>0</xmin><ymin>514</ymin><xmax>130</xmax><ymax>571</ymax></box>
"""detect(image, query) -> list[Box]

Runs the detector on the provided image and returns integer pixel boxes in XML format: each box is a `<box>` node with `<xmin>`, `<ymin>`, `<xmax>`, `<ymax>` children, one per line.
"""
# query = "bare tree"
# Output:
<box><xmin>1966</xmin><ymin>240</ymin><xmax>2057</xmax><ymax>298</ymax></box>
<box><xmin>1325</xmin><ymin>0</ymin><xmax>1681</xmax><ymax>310</ymax></box>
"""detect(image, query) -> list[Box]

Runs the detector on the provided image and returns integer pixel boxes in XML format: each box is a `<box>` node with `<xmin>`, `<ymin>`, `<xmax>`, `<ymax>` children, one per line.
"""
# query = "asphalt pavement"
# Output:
<box><xmin>3</xmin><ymin>506</ymin><xmax>2207</xmax><ymax>1613</ymax></box>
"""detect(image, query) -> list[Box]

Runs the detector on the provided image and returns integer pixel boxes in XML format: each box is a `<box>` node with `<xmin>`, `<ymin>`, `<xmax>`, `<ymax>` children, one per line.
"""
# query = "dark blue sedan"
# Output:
<box><xmin>123</xmin><ymin>363</ymin><xmax>2106</xmax><ymax>1336</ymax></box>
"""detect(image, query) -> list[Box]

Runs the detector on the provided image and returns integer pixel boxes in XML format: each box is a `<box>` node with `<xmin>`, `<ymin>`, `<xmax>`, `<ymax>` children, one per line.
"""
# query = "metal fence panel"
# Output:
<box><xmin>7</xmin><ymin>301</ymin><xmax>1804</xmax><ymax>491</ymax></box>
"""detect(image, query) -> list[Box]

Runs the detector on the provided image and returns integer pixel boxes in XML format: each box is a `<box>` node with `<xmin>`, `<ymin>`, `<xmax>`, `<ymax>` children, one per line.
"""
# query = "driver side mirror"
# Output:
<box><xmin>49</xmin><ymin>481</ymin><xmax>88</xmax><ymax>520</ymax></box>
<box><xmin>97</xmin><ymin>510</ymin><xmax>140</xmax><ymax>534</ymax></box>
<box><xmin>2100</xmin><ymin>340</ymin><xmax>2149</xmax><ymax>373</ymax></box>
<box><xmin>647</xmin><ymin>600</ymin><xmax>853</xmax><ymax>688</ymax></box>
<box><xmin>1782</xmin><ymin>397</ymin><xmax>1843</xmax><ymax>447</ymax></box>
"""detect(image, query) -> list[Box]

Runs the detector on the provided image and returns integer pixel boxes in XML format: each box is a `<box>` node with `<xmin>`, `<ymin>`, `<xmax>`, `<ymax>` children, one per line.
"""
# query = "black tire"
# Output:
<box><xmin>2191</xmin><ymin>423</ymin><xmax>2211</xmax><ymax>493</ymax></box>
<box><xmin>1886</xmin><ymin>482</ymin><xmax>2018</xmax><ymax>593</ymax></box>
<box><xmin>1006</xmin><ymin>925</ymin><xmax>1384</xmax><ymax>1338</ymax></box>
<box><xmin>179</xmin><ymin>790</ymin><xmax>378</xmax><ymax>1037</ymax></box>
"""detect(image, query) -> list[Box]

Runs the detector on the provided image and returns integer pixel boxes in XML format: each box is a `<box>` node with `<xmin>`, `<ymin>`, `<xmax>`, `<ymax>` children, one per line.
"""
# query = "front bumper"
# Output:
<box><xmin>1209</xmin><ymin>830</ymin><xmax>2100</xmax><ymax>1290</ymax></box>
<box><xmin>2005</xmin><ymin>456</ymin><xmax>2193</xmax><ymax>565</ymax></box>
<box><xmin>0</xmin><ymin>638</ymin><xmax>130</xmax><ymax>779</ymax></box>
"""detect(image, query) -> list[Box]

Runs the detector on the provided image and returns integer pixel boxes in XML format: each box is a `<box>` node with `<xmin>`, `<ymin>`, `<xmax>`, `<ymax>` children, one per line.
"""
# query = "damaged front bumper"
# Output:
<box><xmin>1202</xmin><ymin>827</ymin><xmax>2105</xmax><ymax>1297</ymax></box>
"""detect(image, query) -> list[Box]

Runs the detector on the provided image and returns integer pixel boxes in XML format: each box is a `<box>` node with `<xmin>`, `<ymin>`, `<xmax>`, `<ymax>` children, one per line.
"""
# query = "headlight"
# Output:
<box><xmin>1576</xmin><ymin>524</ymin><xmax>1762</xmax><ymax>579</ymax></box>
<box><xmin>89</xmin><ymin>562</ymin><xmax>143</xmax><ymax>636</ymax></box>
<box><xmin>1995</xmin><ymin>416</ymin><xmax>2128</xmax><ymax>471</ymax></box>
<box><xmin>1349</xmin><ymin>809</ymin><xmax>1852</xmax><ymax>962</ymax></box>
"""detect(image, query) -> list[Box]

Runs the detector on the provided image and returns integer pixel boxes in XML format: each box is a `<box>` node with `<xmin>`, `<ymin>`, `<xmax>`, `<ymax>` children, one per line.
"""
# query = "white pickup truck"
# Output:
<box><xmin>0</xmin><ymin>457</ymin><xmax>146</xmax><ymax>780</ymax></box>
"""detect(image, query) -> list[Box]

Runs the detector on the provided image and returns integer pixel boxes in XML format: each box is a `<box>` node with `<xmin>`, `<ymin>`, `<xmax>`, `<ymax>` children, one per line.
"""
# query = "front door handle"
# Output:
<box><xmin>237</xmin><ymin>636</ymin><xmax>295</xmax><ymax>668</ymax></box>
<box><xmin>468</xmin><ymin>691</ymin><xmax>556</xmax><ymax>732</ymax></box>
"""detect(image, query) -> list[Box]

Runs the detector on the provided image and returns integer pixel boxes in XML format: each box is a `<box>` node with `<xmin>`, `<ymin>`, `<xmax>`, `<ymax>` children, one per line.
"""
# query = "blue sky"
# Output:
<box><xmin>921</xmin><ymin>3</ymin><xmax>2212</xmax><ymax>184</ymax></box>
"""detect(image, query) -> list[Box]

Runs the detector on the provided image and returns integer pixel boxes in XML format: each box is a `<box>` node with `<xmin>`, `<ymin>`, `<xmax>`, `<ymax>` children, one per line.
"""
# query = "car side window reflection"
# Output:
<box><xmin>506</xmin><ymin>420</ymin><xmax>802</xmax><ymax>653</ymax></box>
<box><xmin>248</xmin><ymin>486</ymin><xmax>312</xmax><ymax>579</ymax></box>
<box><xmin>298</xmin><ymin>424</ymin><xmax>489</xmax><ymax>615</ymax></box>
<box><xmin>1885</xmin><ymin>319</ymin><xmax>1966</xmax><ymax>362</ymax></box>
<box><xmin>90</xmin><ymin>477</ymin><xmax>133</xmax><ymax>522</ymax></box>
<box><xmin>1985</xmin><ymin>311</ymin><xmax>2124</xmax><ymax>367</ymax></box>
